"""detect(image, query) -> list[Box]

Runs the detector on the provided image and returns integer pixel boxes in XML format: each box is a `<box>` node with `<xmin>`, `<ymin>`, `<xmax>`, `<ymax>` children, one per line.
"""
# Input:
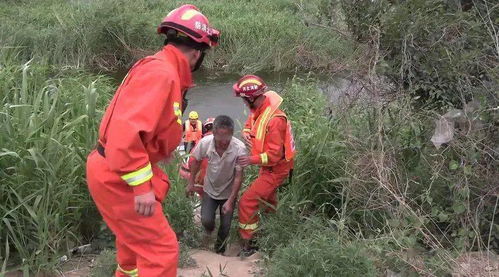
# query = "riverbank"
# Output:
<box><xmin>1</xmin><ymin>0</ymin><xmax>497</xmax><ymax>276</ymax></box>
<box><xmin>0</xmin><ymin>0</ymin><xmax>358</xmax><ymax>74</ymax></box>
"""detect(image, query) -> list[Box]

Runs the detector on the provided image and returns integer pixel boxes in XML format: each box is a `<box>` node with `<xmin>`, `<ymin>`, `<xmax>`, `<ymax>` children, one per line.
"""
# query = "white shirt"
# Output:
<box><xmin>191</xmin><ymin>135</ymin><xmax>247</xmax><ymax>199</ymax></box>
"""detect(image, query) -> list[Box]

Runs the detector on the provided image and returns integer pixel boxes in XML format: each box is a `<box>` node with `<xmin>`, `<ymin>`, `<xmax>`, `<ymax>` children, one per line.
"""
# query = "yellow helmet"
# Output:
<box><xmin>189</xmin><ymin>111</ymin><xmax>199</xmax><ymax>120</ymax></box>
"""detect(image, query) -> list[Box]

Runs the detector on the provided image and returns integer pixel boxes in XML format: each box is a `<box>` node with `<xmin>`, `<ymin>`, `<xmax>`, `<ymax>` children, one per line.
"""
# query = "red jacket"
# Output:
<box><xmin>98</xmin><ymin>45</ymin><xmax>192</xmax><ymax>195</ymax></box>
<box><xmin>243</xmin><ymin>91</ymin><xmax>296</xmax><ymax>167</ymax></box>
<box><xmin>184</xmin><ymin>120</ymin><xmax>202</xmax><ymax>143</ymax></box>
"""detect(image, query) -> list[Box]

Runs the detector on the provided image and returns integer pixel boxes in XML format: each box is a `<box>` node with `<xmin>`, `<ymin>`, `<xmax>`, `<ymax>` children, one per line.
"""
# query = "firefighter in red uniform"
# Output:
<box><xmin>234</xmin><ymin>75</ymin><xmax>296</xmax><ymax>256</ymax></box>
<box><xmin>86</xmin><ymin>5</ymin><xmax>219</xmax><ymax>277</ymax></box>
<box><xmin>183</xmin><ymin>111</ymin><xmax>202</xmax><ymax>153</ymax></box>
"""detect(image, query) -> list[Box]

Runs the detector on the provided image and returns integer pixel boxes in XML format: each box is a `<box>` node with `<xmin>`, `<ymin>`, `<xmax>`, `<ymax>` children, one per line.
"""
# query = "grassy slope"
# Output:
<box><xmin>0</xmin><ymin>0</ymin><xmax>356</xmax><ymax>73</ymax></box>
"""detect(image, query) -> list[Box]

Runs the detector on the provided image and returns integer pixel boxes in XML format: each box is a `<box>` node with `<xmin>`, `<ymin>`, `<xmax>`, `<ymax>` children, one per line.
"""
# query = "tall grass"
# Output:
<box><xmin>0</xmin><ymin>56</ymin><xmax>202</xmax><ymax>273</ymax></box>
<box><xmin>0</xmin><ymin>0</ymin><xmax>358</xmax><ymax>73</ymax></box>
<box><xmin>0</xmin><ymin>60</ymin><xmax>113</xmax><ymax>272</ymax></box>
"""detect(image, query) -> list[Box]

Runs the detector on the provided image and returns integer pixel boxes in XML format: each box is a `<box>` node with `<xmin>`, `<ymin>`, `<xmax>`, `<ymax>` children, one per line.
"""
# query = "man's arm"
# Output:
<box><xmin>186</xmin><ymin>157</ymin><xmax>201</xmax><ymax>196</ymax></box>
<box><xmin>186</xmin><ymin>140</ymin><xmax>205</xmax><ymax>196</ymax></box>
<box><xmin>222</xmin><ymin>168</ymin><xmax>244</xmax><ymax>214</ymax></box>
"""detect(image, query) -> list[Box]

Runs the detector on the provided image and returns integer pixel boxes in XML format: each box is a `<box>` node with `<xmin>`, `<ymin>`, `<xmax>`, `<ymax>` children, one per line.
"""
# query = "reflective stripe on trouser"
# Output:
<box><xmin>117</xmin><ymin>264</ymin><xmax>138</xmax><ymax>277</ymax></box>
<box><xmin>238</xmin><ymin>165</ymin><xmax>289</xmax><ymax>240</ymax></box>
<box><xmin>116</xmin><ymin>239</ymin><xmax>137</xmax><ymax>277</ymax></box>
<box><xmin>86</xmin><ymin>151</ymin><xmax>179</xmax><ymax>277</ymax></box>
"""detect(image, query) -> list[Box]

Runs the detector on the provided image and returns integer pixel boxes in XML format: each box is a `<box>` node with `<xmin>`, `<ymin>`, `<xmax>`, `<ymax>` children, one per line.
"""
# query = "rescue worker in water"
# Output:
<box><xmin>85</xmin><ymin>5</ymin><xmax>220</xmax><ymax>277</ymax></box>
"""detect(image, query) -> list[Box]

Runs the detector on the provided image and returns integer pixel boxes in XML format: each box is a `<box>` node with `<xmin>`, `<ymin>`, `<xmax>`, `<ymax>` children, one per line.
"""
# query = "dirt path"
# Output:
<box><xmin>178</xmin><ymin>249</ymin><xmax>262</xmax><ymax>277</ymax></box>
<box><xmin>57</xmin><ymin>250</ymin><xmax>262</xmax><ymax>277</ymax></box>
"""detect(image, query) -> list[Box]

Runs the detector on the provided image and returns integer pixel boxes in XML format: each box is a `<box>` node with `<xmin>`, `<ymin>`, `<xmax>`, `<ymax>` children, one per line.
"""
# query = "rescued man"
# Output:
<box><xmin>186</xmin><ymin>115</ymin><xmax>247</xmax><ymax>254</ymax></box>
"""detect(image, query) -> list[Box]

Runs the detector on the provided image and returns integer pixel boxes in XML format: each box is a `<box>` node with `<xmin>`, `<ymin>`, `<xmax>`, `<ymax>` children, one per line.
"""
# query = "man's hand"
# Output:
<box><xmin>134</xmin><ymin>191</ymin><xmax>156</xmax><ymax>217</ymax></box>
<box><xmin>242</xmin><ymin>132</ymin><xmax>253</xmax><ymax>149</ymax></box>
<box><xmin>186</xmin><ymin>181</ymin><xmax>195</xmax><ymax>197</ymax></box>
<box><xmin>237</xmin><ymin>156</ymin><xmax>251</xmax><ymax>167</ymax></box>
<box><xmin>222</xmin><ymin>200</ymin><xmax>234</xmax><ymax>215</ymax></box>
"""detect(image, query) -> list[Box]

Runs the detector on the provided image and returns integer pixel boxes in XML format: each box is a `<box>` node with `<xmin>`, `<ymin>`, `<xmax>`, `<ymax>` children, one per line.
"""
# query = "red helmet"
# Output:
<box><xmin>233</xmin><ymin>75</ymin><xmax>268</xmax><ymax>99</ymax></box>
<box><xmin>158</xmin><ymin>5</ymin><xmax>220</xmax><ymax>49</ymax></box>
<box><xmin>203</xmin><ymin>117</ymin><xmax>215</xmax><ymax>128</ymax></box>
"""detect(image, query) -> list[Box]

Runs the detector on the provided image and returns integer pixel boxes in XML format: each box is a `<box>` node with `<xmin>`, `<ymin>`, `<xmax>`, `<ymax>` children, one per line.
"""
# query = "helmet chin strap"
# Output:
<box><xmin>192</xmin><ymin>51</ymin><xmax>206</xmax><ymax>72</ymax></box>
<box><xmin>182</xmin><ymin>91</ymin><xmax>189</xmax><ymax>113</ymax></box>
<box><xmin>243</xmin><ymin>97</ymin><xmax>257</xmax><ymax>110</ymax></box>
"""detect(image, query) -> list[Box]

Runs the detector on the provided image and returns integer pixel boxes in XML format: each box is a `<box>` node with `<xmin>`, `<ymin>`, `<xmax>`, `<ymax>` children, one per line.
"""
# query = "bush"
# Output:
<box><xmin>271</xmin><ymin>77</ymin><xmax>498</xmax><ymax>274</ymax></box>
<box><xmin>279</xmin><ymin>77</ymin><xmax>348</xmax><ymax>215</ymax></box>
<box><xmin>341</xmin><ymin>0</ymin><xmax>498</xmax><ymax>107</ymax></box>
<box><xmin>266</xmin><ymin>230</ymin><xmax>377</xmax><ymax>277</ymax></box>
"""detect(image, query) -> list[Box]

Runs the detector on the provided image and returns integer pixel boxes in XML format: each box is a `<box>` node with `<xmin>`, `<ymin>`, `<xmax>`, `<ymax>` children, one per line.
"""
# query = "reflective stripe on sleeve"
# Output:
<box><xmin>174</xmin><ymin>102</ymin><xmax>182</xmax><ymax>125</ymax></box>
<box><xmin>260</xmin><ymin>153</ymin><xmax>268</xmax><ymax>165</ymax></box>
<box><xmin>121</xmin><ymin>163</ymin><xmax>153</xmax><ymax>186</ymax></box>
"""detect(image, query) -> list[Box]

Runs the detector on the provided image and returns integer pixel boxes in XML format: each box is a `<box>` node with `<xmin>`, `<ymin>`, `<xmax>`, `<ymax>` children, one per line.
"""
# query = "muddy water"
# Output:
<box><xmin>184</xmin><ymin>71</ymin><xmax>321</xmax><ymax>130</ymax></box>
<box><xmin>184</xmin><ymin>81</ymin><xmax>248</xmax><ymax>130</ymax></box>
<box><xmin>111</xmin><ymin>68</ymin><xmax>348</xmax><ymax>131</ymax></box>
<box><xmin>111</xmin><ymin>70</ymin><xmax>298</xmax><ymax>131</ymax></box>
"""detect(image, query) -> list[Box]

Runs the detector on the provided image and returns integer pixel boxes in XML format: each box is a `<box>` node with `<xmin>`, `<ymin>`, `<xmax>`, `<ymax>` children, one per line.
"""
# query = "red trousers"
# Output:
<box><xmin>238</xmin><ymin>162</ymin><xmax>291</xmax><ymax>240</ymax></box>
<box><xmin>86</xmin><ymin>151</ymin><xmax>178</xmax><ymax>277</ymax></box>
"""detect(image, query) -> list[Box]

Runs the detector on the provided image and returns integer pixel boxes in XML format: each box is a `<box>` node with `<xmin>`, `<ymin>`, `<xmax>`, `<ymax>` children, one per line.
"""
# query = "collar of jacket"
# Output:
<box><xmin>155</xmin><ymin>45</ymin><xmax>193</xmax><ymax>92</ymax></box>
<box><xmin>251</xmin><ymin>94</ymin><xmax>270</xmax><ymax>119</ymax></box>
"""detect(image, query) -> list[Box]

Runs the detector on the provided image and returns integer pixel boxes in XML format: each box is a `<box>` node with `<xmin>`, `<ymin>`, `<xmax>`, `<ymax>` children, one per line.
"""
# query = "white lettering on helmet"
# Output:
<box><xmin>201</xmin><ymin>24</ymin><xmax>207</xmax><ymax>32</ymax></box>
<box><xmin>195</xmin><ymin>21</ymin><xmax>201</xmax><ymax>29</ymax></box>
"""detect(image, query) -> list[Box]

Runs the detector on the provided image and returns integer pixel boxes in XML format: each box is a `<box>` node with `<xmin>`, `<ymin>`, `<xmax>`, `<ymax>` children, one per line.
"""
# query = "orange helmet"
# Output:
<box><xmin>158</xmin><ymin>5</ymin><xmax>220</xmax><ymax>50</ymax></box>
<box><xmin>233</xmin><ymin>75</ymin><xmax>267</xmax><ymax>99</ymax></box>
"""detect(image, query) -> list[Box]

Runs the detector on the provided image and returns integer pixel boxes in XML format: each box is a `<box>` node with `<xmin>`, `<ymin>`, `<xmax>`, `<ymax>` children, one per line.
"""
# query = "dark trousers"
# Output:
<box><xmin>201</xmin><ymin>192</ymin><xmax>234</xmax><ymax>253</ymax></box>
<box><xmin>184</xmin><ymin>141</ymin><xmax>196</xmax><ymax>153</ymax></box>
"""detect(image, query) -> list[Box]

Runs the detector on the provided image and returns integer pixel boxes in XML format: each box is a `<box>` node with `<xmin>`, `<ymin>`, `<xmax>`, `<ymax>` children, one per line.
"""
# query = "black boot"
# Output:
<box><xmin>239</xmin><ymin>238</ymin><xmax>258</xmax><ymax>257</ymax></box>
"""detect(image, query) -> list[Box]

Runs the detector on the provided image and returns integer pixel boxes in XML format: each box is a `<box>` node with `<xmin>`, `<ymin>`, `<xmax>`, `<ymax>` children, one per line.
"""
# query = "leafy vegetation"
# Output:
<box><xmin>1</xmin><ymin>0</ymin><xmax>497</xmax><ymax>276</ymax></box>
<box><xmin>0</xmin><ymin>0</ymin><xmax>357</xmax><ymax>73</ymax></box>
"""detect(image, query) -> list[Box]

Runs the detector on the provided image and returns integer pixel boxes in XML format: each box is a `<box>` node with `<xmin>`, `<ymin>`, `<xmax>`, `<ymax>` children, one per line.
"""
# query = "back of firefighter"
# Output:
<box><xmin>233</xmin><ymin>75</ymin><xmax>296</xmax><ymax>256</ymax></box>
<box><xmin>85</xmin><ymin>5</ymin><xmax>220</xmax><ymax>277</ymax></box>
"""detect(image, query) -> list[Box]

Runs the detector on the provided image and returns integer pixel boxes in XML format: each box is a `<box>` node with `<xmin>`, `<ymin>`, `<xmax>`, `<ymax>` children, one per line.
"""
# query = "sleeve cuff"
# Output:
<box><xmin>132</xmin><ymin>180</ymin><xmax>152</xmax><ymax>195</ymax></box>
<box><xmin>249</xmin><ymin>155</ymin><xmax>261</xmax><ymax>165</ymax></box>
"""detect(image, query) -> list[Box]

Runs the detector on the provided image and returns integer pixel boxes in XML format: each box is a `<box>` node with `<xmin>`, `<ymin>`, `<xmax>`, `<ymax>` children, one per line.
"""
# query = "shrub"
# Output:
<box><xmin>266</xmin><ymin>230</ymin><xmax>377</xmax><ymax>277</ymax></box>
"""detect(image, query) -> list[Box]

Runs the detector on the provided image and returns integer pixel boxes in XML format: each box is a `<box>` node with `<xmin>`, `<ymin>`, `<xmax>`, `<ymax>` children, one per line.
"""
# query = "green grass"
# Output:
<box><xmin>1</xmin><ymin>0</ymin><xmax>497</xmax><ymax>275</ymax></box>
<box><xmin>0</xmin><ymin>60</ymin><xmax>114</xmax><ymax>272</ymax></box>
<box><xmin>0</xmin><ymin>0</ymin><xmax>358</xmax><ymax>73</ymax></box>
<box><xmin>267</xmin><ymin>231</ymin><xmax>377</xmax><ymax>277</ymax></box>
<box><xmin>0</xmin><ymin>58</ymin><xmax>200</xmax><ymax>274</ymax></box>
<box><xmin>257</xmin><ymin>77</ymin><xmax>497</xmax><ymax>276</ymax></box>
